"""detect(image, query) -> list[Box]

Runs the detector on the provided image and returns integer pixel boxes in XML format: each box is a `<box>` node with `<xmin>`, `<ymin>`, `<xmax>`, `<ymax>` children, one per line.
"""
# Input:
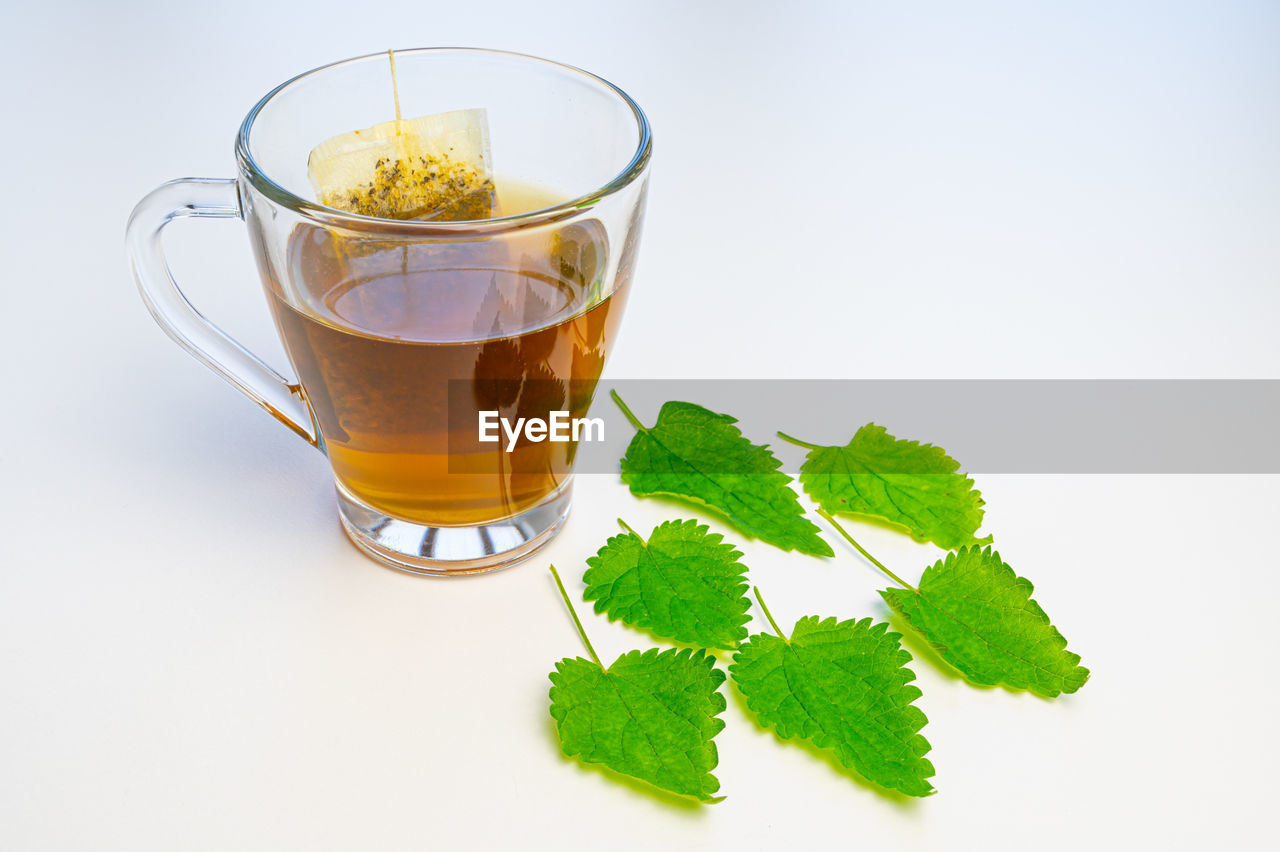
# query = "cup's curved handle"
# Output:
<box><xmin>127</xmin><ymin>178</ymin><xmax>320</xmax><ymax>447</ymax></box>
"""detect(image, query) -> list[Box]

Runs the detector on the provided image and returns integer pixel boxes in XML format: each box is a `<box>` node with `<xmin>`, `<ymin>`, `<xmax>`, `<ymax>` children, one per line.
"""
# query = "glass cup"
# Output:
<box><xmin>127</xmin><ymin>48</ymin><xmax>650</xmax><ymax>575</ymax></box>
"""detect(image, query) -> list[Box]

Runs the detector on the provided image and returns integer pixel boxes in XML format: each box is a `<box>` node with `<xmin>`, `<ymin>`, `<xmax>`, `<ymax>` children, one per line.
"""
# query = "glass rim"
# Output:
<box><xmin>234</xmin><ymin>47</ymin><xmax>652</xmax><ymax>233</ymax></box>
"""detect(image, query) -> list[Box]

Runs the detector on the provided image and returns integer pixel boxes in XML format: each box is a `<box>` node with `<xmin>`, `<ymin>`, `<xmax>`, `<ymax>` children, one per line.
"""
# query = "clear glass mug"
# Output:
<box><xmin>127</xmin><ymin>49</ymin><xmax>650</xmax><ymax>575</ymax></box>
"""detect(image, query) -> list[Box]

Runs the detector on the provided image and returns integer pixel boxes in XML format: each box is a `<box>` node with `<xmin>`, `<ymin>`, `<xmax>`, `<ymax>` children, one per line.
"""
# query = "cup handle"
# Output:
<box><xmin>127</xmin><ymin>178</ymin><xmax>320</xmax><ymax>447</ymax></box>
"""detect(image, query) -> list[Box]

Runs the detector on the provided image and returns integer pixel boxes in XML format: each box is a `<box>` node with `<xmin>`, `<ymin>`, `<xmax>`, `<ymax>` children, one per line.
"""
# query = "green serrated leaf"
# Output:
<box><xmin>549</xmin><ymin>647</ymin><xmax>727</xmax><ymax>802</ymax></box>
<box><xmin>613</xmin><ymin>394</ymin><xmax>833</xmax><ymax>557</ymax></box>
<box><xmin>730</xmin><ymin>612</ymin><xmax>935</xmax><ymax>797</ymax></box>
<box><xmin>881</xmin><ymin>546</ymin><xmax>1089</xmax><ymax>698</ymax></box>
<box><xmin>584</xmin><ymin>519</ymin><xmax>751</xmax><ymax>650</ymax></box>
<box><xmin>784</xmin><ymin>423</ymin><xmax>989</xmax><ymax>550</ymax></box>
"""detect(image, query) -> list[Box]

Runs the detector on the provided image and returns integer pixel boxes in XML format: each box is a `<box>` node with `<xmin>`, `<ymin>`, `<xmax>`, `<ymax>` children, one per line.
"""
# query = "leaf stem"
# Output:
<box><xmin>776</xmin><ymin>431</ymin><xmax>824</xmax><ymax>450</ymax></box>
<box><xmin>549</xmin><ymin>564</ymin><xmax>603</xmax><ymax>667</ymax></box>
<box><xmin>752</xmin><ymin>586</ymin><xmax>788</xmax><ymax>641</ymax></box>
<box><xmin>610</xmin><ymin>389</ymin><xmax>646</xmax><ymax>432</ymax></box>
<box><xmin>616</xmin><ymin>518</ymin><xmax>641</xmax><ymax>538</ymax></box>
<box><xmin>818</xmin><ymin>509</ymin><xmax>918</xmax><ymax>592</ymax></box>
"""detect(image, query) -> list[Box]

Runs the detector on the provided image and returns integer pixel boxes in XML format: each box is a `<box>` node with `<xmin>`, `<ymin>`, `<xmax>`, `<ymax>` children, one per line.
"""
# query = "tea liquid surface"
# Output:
<box><xmin>265</xmin><ymin>180</ymin><xmax>627</xmax><ymax>525</ymax></box>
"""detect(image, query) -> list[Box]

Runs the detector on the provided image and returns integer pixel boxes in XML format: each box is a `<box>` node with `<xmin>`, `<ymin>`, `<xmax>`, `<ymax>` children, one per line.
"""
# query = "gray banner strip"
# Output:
<box><xmin>554</xmin><ymin>380</ymin><xmax>1280</xmax><ymax>474</ymax></box>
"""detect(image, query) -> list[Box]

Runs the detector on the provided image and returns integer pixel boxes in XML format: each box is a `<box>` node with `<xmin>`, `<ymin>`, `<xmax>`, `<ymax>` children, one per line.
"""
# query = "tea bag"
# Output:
<box><xmin>308</xmin><ymin>108</ymin><xmax>496</xmax><ymax>221</ymax></box>
<box><xmin>307</xmin><ymin>51</ymin><xmax>496</xmax><ymax>221</ymax></box>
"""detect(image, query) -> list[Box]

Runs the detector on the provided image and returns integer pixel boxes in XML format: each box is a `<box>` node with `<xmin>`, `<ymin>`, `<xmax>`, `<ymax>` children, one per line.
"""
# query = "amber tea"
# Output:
<box><xmin>131</xmin><ymin>48</ymin><xmax>649</xmax><ymax>572</ymax></box>
<box><xmin>264</xmin><ymin>180</ymin><xmax>629</xmax><ymax>526</ymax></box>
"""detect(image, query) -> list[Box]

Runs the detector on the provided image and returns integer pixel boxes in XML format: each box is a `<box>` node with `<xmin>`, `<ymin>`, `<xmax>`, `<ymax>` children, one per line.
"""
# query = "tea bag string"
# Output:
<box><xmin>388</xmin><ymin>49</ymin><xmax>409</xmax><ymax>274</ymax></box>
<box><xmin>388</xmin><ymin>48</ymin><xmax>403</xmax><ymax>128</ymax></box>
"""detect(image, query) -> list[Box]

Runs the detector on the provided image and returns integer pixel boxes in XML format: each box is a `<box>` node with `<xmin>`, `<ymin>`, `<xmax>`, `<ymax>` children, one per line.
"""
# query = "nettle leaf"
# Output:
<box><xmin>882</xmin><ymin>546</ymin><xmax>1089</xmax><ymax>697</ymax></box>
<box><xmin>613</xmin><ymin>393</ymin><xmax>832</xmax><ymax>557</ymax></box>
<box><xmin>781</xmin><ymin>424</ymin><xmax>989</xmax><ymax>550</ymax></box>
<box><xmin>547</xmin><ymin>565</ymin><xmax>727</xmax><ymax>803</ymax></box>
<box><xmin>730</xmin><ymin>606</ymin><xmax>935</xmax><ymax>797</ymax></box>
<box><xmin>549</xmin><ymin>648</ymin><xmax>727</xmax><ymax>802</ymax></box>
<box><xmin>584</xmin><ymin>519</ymin><xmax>751</xmax><ymax>650</ymax></box>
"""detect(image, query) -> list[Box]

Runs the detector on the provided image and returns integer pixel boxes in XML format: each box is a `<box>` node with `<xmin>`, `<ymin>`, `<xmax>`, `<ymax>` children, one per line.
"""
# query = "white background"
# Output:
<box><xmin>3</xmin><ymin>1</ymin><xmax>1279</xmax><ymax>849</ymax></box>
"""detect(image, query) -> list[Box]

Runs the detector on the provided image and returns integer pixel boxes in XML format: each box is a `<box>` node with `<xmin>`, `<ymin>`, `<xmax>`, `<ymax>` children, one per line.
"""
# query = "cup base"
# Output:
<box><xmin>335</xmin><ymin>480</ymin><xmax>572</xmax><ymax>576</ymax></box>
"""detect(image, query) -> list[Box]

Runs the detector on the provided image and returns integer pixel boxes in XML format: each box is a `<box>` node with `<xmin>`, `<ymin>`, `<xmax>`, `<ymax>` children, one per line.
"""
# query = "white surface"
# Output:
<box><xmin>3</xmin><ymin>1</ymin><xmax>1279</xmax><ymax>849</ymax></box>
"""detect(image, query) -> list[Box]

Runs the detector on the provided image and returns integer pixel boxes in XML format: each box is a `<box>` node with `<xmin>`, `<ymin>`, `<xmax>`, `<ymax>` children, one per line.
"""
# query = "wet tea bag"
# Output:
<box><xmin>307</xmin><ymin>52</ymin><xmax>496</xmax><ymax>221</ymax></box>
<box><xmin>307</xmin><ymin>109</ymin><xmax>496</xmax><ymax>221</ymax></box>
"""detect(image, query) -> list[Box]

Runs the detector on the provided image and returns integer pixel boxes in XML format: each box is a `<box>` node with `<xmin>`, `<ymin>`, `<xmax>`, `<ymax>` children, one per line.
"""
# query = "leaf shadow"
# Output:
<box><xmin>884</xmin><ymin>609</ymin><xmax>1058</xmax><ymax>704</ymax></box>
<box><xmin>882</xmin><ymin>612</ymin><xmax>973</xmax><ymax>688</ymax></box>
<box><xmin>587</xmin><ymin>604</ymin><xmax>745</xmax><ymax>658</ymax></box>
<box><xmin>723</xmin><ymin>673</ymin><xmax>928</xmax><ymax>811</ymax></box>
<box><xmin>622</xmin><ymin>492</ymin><xmax>834</xmax><ymax>559</ymax></box>
<box><xmin>542</xmin><ymin>715</ymin><xmax>717</xmax><ymax>813</ymax></box>
<box><xmin>828</xmin><ymin>509</ymin><xmax>924</xmax><ymax>541</ymax></box>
